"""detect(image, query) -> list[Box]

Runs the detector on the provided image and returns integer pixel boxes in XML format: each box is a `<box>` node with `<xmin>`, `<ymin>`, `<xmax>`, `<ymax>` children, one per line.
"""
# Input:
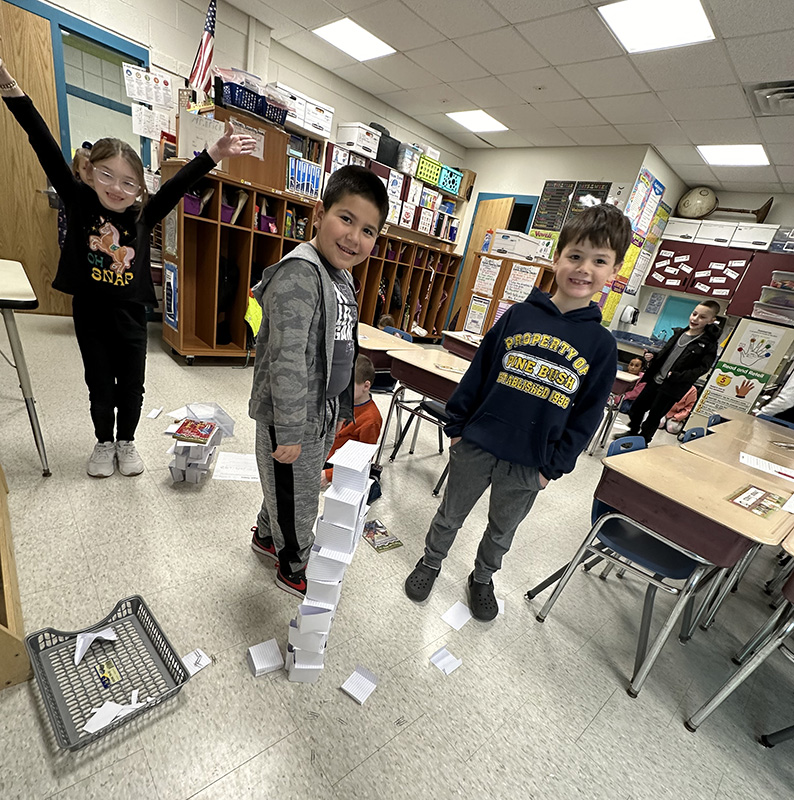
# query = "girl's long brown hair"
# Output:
<box><xmin>88</xmin><ymin>138</ymin><xmax>149</xmax><ymax>213</ymax></box>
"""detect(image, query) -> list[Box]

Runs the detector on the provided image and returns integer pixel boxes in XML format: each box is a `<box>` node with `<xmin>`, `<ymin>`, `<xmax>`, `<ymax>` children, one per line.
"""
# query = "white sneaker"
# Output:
<box><xmin>87</xmin><ymin>442</ymin><xmax>116</xmax><ymax>478</ymax></box>
<box><xmin>116</xmin><ymin>440</ymin><xmax>144</xmax><ymax>476</ymax></box>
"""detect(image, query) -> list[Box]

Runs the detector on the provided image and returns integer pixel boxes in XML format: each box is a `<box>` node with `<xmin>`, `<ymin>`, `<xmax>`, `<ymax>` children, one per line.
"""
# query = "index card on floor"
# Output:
<box><xmin>247</xmin><ymin>639</ymin><xmax>284</xmax><ymax>677</ymax></box>
<box><xmin>441</xmin><ymin>601</ymin><xmax>472</xmax><ymax>631</ymax></box>
<box><xmin>167</xmin><ymin>406</ymin><xmax>188</xmax><ymax>419</ymax></box>
<box><xmin>341</xmin><ymin>666</ymin><xmax>378</xmax><ymax>704</ymax></box>
<box><xmin>212</xmin><ymin>452</ymin><xmax>259</xmax><ymax>482</ymax></box>
<box><xmin>430</xmin><ymin>646</ymin><xmax>462</xmax><ymax>676</ymax></box>
<box><xmin>147</xmin><ymin>407</ymin><xmax>163</xmax><ymax>419</ymax></box>
<box><xmin>497</xmin><ymin>598</ymin><xmax>505</xmax><ymax>615</ymax></box>
<box><xmin>74</xmin><ymin>627</ymin><xmax>118</xmax><ymax>666</ymax></box>
<box><xmin>182</xmin><ymin>648</ymin><xmax>212</xmax><ymax>677</ymax></box>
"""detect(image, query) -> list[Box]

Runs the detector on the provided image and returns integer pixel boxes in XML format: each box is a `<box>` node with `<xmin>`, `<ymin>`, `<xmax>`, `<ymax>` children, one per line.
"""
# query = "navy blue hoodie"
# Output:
<box><xmin>445</xmin><ymin>288</ymin><xmax>617</xmax><ymax>480</ymax></box>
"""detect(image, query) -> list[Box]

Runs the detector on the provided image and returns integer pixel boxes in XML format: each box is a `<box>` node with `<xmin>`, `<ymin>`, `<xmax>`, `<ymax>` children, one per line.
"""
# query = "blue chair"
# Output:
<box><xmin>382</xmin><ymin>325</ymin><xmax>412</xmax><ymax>342</ymax></box>
<box><xmin>681</xmin><ymin>426</ymin><xmax>706</xmax><ymax>443</ymax></box>
<box><xmin>707</xmin><ymin>413</ymin><xmax>724</xmax><ymax>428</ymax></box>
<box><xmin>529</xmin><ymin>435</ymin><xmax>723</xmax><ymax>697</ymax></box>
<box><xmin>758</xmin><ymin>413</ymin><xmax>794</xmax><ymax>431</ymax></box>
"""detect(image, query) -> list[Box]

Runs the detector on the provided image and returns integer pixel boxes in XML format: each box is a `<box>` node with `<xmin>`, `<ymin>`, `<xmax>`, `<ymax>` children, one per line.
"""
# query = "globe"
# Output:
<box><xmin>676</xmin><ymin>186</ymin><xmax>718</xmax><ymax>219</ymax></box>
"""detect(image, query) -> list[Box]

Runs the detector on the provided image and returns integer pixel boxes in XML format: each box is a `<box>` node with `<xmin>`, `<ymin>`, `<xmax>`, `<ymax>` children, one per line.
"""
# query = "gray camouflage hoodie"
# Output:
<box><xmin>248</xmin><ymin>242</ymin><xmax>356</xmax><ymax>446</ymax></box>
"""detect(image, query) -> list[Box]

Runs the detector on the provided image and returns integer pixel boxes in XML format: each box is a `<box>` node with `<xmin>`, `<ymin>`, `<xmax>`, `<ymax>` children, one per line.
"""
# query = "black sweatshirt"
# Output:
<box><xmin>445</xmin><ymin>288</ymin><xmax>617</xmax><ymax>480</ymax></box>
<box><xmin>4</xmin><ymin>94</ymin><xmax>216</xmax><ymax>305</ymax></box>
<box><xmin>642</xmin><ymin>323</ymin><xmax>720</xmax><ymax>394</ymax></box>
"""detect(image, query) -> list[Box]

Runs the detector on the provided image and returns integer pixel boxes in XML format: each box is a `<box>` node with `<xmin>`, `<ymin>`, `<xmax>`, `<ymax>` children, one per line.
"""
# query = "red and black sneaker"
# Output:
<box><xmin>275</xmin><ymin>564</ymin><xmax>307</xmax><ymax>598</ymax></box>
<box><xmin>250</xmin><ymin>526</ymin><xmax>277</xmax><ymax>563</ymax></box>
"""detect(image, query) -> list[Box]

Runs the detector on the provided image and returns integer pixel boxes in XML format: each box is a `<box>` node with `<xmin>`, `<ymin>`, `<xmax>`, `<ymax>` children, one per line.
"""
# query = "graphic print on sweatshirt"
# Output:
<box><xmin>497</xmin><ymin>330</ymin><xmax>592</xmax><ymax>410</ymax></box>
<box><xmin>87</xmin><ymin>219</ymin><xmax>136</xmax><ymax>287</ymax></box>
<box><xmin>332</xmin><ymin>280</ymin><xmax>357</xmax><ymax>341</ymax></box>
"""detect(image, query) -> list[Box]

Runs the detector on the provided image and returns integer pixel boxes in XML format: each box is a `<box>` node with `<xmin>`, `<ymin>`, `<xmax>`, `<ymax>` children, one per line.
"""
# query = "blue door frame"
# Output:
<box><xmin>6</xmin><ymin>0</ymin><xmax>150</xmax><ymax>164</ymax></box>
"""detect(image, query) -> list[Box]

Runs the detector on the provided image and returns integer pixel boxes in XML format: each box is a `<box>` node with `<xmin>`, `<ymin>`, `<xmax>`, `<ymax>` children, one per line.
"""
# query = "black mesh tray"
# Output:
<box><xmin>25</xmin><ymin>595</ymin><xmax>189</xmax><ymax>750</ymax></box>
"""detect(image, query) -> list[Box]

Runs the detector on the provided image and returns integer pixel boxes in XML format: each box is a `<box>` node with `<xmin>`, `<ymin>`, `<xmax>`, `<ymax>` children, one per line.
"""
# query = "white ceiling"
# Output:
<box><xmin>232</xmin><ymin>0</ymin><xmax>794</xmax><ymax>194</ymax></box>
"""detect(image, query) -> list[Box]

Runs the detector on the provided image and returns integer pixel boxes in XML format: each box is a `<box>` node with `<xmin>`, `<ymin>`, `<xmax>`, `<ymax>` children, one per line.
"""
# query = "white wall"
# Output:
<box><xmin>707</xmin><ymin>192</ymin><xmax>794</xmax><ymax>227</ymax></box>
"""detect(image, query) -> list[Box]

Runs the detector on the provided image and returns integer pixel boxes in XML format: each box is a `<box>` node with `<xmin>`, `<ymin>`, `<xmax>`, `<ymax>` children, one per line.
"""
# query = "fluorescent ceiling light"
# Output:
<box><xmin>312</xmin><ymin>18</ymin><xmax>395</xmax><ymax>62</ymax></box>
<box><xmin>446</xmin><ymin>110</ymin><xmax>508</xmax><ymax>133</ymax></box>
<box><xmin>598</xmin><ymin>0</ymin><xmax>715</xmax><ymax>53</ymax></box>
<box><xmin>697</xmin><ymin>144</ymin><xmax>769</xmax><ymax>166</ymax></box>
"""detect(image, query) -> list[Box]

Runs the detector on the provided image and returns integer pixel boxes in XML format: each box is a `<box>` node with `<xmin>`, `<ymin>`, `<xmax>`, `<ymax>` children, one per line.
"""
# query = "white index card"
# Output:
<box><xmin>497</xmin><ymin>598</ymin><xmax>505</xmax><ymax>615</ymax></box>
<box><xmin>323</xmin><ymin>485</ymin><xmax>366</xmax><ymax>528</ymax></box>
<box><xmin>441</xmin><ymin>601</ymin><xmax>472</xmax><ymax>631</ymax></box>
<box><xmin>247</xmin><ymin>639</ymin><xmax>284</xmax><ymax>677</ymax></box>
<box><xmin>291</xmin><ymin>646</ymin><xmax>325</xmax><ymax>669</ymax></box>
<box><xmin>74</xmin><ymin>627</ymin><xmax>118</xmax><ymax>666</ymax></box>
<box><xmin>167</xmin><ymin>406</ymin><xmax>188</xmax><ymax>419</ymax></box>
<box><xmin>341</xmin><ymin>666</ymin><xmax>378</xmax><ymax>705</ymax></box>
<box><xmin>329</xmin><ymin>441</ymin><xmax>378</xmax><ymax>493</ymax></box>
<box><xmin>307</xmin><ymin>578</ymin><xmax>342</xmax><ymax>608</ymax></box>
<box><xmin>306</xmin><ymin>545</ymin><xmax>354</xmax><ymax>582</ymax></box>
<box><xmin>430</xmin><ymin>646</ymin><xmax>463</xmax><ymax>676</ymax></box>
<box><xmin>288</xmin><ymin>618</ymin><xmax>327</xmax><ymax>653</ymax></box>
<box><xmin>740</xmin><ymin>451</ymin><xmax>794</xmax><ymax>483</ymax></box>
<box><xmin>82</xmin><ymin>701</ymin><xmax>125</xmax><ymax>733</ymax></box>
<box><xmin>182</xmin><ymin>648</ymin><xmax>212</xmax><ymax>677</ymax></box>
<box><xmin>147</xmin><ymin>406</ymin><xmax>163</xmax><ymax>419</ymax></box>
<box><xmin>286</xmin><ymin>653</ymin><xmax>323</xmax><ymax>683</ymax></box>
<box><xmin>315</xmin><ymin>517</ymin><xmax>358</xmax><ymax>553</ymax></box>
<box><xmin>297</xmin><ymin>604</ymin><xmax>334</xmax><ymax>634</ymax></box>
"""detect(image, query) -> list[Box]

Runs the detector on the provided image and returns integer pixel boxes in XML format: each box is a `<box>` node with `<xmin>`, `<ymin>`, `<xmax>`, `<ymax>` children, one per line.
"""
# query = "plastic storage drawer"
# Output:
<box><xmin>771</xmin><ymin>271</ymin><xmax>794</xmax><ymax>290</ymax></box>
<box><xmin>437</xmin><ymin>165</ymin><xmax>463</xmax><ymax>196</ymax></box>
<box><xmin>752</xmin><ymin>301</ymin><xmax>794</xmax><ymax>325</ymax></box>
<box><xmin>759</xmin><ymin>285</ymin><xmax>794</xmax><ymax>309</ymax></box>
<box><xmin>415</xmin><ymin>155</ymin><xmax>442</xmax><ymax>186</ymax></box>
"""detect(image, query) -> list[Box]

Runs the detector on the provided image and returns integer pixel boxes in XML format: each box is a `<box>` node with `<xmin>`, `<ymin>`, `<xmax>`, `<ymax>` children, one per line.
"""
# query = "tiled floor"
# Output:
<box><xmin>2</xmin><ymin>313</ymin><xmax>794</xmax><ymax>799</ymax></box>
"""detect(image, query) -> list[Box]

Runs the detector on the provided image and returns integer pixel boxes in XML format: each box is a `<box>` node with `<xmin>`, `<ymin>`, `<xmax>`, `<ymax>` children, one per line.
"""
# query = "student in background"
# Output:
<box><xmin>377</xmin><ymin>314</ymin><xmax>395</xmax><ymax>329</ymax></box>
<box><xmin>0</xmin><ymin>51</ymin><xmax>255</xmax><ymax>478</ymax></box>
<box><xmin>405</xmin><ymin>203</ymin><xmax>631</xmax><ymax>620</ymax></box>
<box><xmin>619</xmin><ymin>356</ymin><xmax>645</xmax><ymax>414</ymax></box>
<box><xmin>58</xmin><ymin>143</ymin><xmax>92</xmax><ymax>249</ymax></box>
<box><xmin>660</xmin><ymin>385</ymin><xmax>697</xmax><ymax>435</ymax></box>
<box><xmin>623</xmin><ymin>301</ymin><xmax>720</xmax><ymax>444</ymax></box>
<box><xmin>321</xmin><ymin>354</ymin><xmax>382</xmax><ymax>487</ymax></box>
<box><xmin>249</xmin><ymin>166</ymin><xmax>389</xmax><ymax>598</ymax></box>
<box><xmin>757</xmin><ymin>368</ymin><xmax>794</xmax><ymax>423</ymax></box>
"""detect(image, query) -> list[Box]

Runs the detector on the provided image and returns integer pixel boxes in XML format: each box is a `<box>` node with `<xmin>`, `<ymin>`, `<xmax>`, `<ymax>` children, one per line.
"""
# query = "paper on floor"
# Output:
<box><xmin>147</xmin><ymin>406</ymin><xmax>163</xmax><ymax>419</ymax></box>
<box><xmin>441</xmin><ymin>601</ymin><xmax>472</xmax><ymax>631</ymax></box>
<box><xmin>341</xmin><ymin>666</ymin><xmax>378</xmax><ymax>705</ymax></box>
<box><xmin>497</xmin><ymin>597</ymin><xmax>505</xmax><ymax>615</ymax></box>
<box><xmin>212</xmin><ymin>451</ymin><xmax>259</xmax><ymax>482</ymax></box>
<box><xmin>430</xmin><ymin>646</ymin><xmax>462</xmax><ymax>676</ymax></box>
<box><xmin>182</xmin><ymin>648</ymin><xmax>212</xmax><ymax>677</ymax></box>
<box><xmin>74</xmin><ymin>627</ymin><xmax>117</xmax><ymax>666</ymax></box>
<box><xmin>247</xmin><ymin>639</ymin><xmax>284</xmax><ymax>677</ymax></box>
<box><xmin>166</xmin><ymin>406</ymin><xmax>188</xmax><ymax>419</ymax></box>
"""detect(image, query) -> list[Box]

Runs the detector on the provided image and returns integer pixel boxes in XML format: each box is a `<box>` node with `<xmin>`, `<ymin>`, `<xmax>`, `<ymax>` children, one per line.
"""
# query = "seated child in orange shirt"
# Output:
<box><xmin>322</xmin><ymin>354</ymin><xmax>383</xmax><ymax>486</ymax></box>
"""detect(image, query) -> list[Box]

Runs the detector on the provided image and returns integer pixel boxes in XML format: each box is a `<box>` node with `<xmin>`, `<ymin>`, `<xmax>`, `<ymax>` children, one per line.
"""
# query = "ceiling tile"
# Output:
<box><xmin>330</xmin><ymin>0</ymin><xmax>381</xmax><ymax>10</ymax></box>
<box><xmin>454</xmin><ymin>27</ymin><xmax>547</xmax><ymax>75</ymax></box>
<box><xmin>673</xmin><ymin>165</ymin><xmax>720</xmax><ymax>184</ymax></box>
<box><xmin>704</xmin><ymin>0</ymin><xmax>794</xmax><ymax>37</ymax></box>
<box><xmin>275</xmin><ymin>0</ymin><xmax>342</xmax><ymax>28</ymax></box>
<box><xmin>478</xmin><ymin>130</ymin><xmax>535</xmax><ymax>148</ymax></box>
<box><xmin>367</xmin><ymin>53</ymin><xmax>439</xmax><ymax>89</ymax></box>
<box><xmin>522</xmin><ymin>128</ymin><xmax>578</xmax><ymax>146</ymax></box>
<box><xmin>447</xmin><ymin>131</ymin><xmax>494</xmax><ymax>148</ymax></box>
<box><xmin>516</xmin><ymin>8</ymin><xmax>623</xmax><ymax>66</ymax></box>
<box><xmin>335</xmin><ymin>63</ymin><xmax>401</xmax><ymax>95</ymax></box>
<box><xmin>449</xmin><ymin>77</ymin><xmax>525</xmax><ymax>109</ymax></box>
<box><xmin>775</xmin><ymin>166</ymin><xmax>794</xmax><ymax>183</ymax></box>
<box><xmin>277</xmin><ymin>30</ymin><xmax>358</xmax><ymax>70</ymax></box>
<box><xmin>758</xmin><ymin>117</ymin><xmax>794</xmax><ymax>144</ymax></box>
<box><xmin>725</xmin><ymin>31</ymin><xmax>794</xmax><ymax>83</ymax></box>
<box><xmin>630</xmin><ymin>42</ymin><xmax>736</xmax><ymax>91</ymax></box>
<box><xmin>768</xmin><ymin>143</ymin><xmax>794</xmax><ymax>166</ymax></box>
<box><xmin>378</xmin><ymin>84</ymin><xmax>471</xmax><ymax>116</ymax></box>
<box><xmin>484</xmin><ymin>103</ymin><xmax>556</xmax><ymax>130</ymax></box>
<box><xmin>657</xmin><ymin>85</ymin><xmax>751</xmax><ymax>121</ymax></box>
<box><xmin>782</xmin><ymin>184</ymin><xmax>794</xmax><ymax>194</ymax></box>
<box><xmin>497</xmin><ymin>67</ymin><xmax>580</xmax><ymax>103</ymax></box>
<box><xmin>243</xmin><ymin>2</ymin><xmax>302</xmax><ymax>40</ymax></box>
<box><xmin>718</xmin><ymin>181</ymin><xmax>785</xmax><ymax>193</ymax></box>
<box><xmin>590</xmin><ymin>93</ymin><xmax>672</xmax><ymax>125</ymax></box>
<box><xmin>615</xmin><ymin>122</ymin><xmax>690</xmax><ymax>145</ymax></box>
<box><xmin>413</xmin><ymin>112</ymin><xmax>468</xmax><ymax>136</ymax></box>
<box><xmin>557</xmin><ymin>57</ymin><xmax>650</xmax><ymax>98</ymax></box>
<box><xmin>531</xmin><ymin>99</ymin><xmax>607</xmax><ymax>127</ymax></box>
<box><xmin>348</xmin><ymin>2</ymin><xmax>446</xmax><ymax>51</ymax></box>
<box><xmin>562</xmin><ymin>126</ymin><xmax>629</xmax><ymax>145</ymax></box>
<box><xmin>657</xmin><ymin>145</ymin><xmax>707</xmax><ymax>166</ymax></box>
<box><xmin>401</xmin><ymin>0</ymin><xmax>507</xmax><ymax>38</ymax></box>
<box><xmin>485</xmin><ymin>0</ymin><xmax>587</xmax><ymax>24</ymax></box>
<box><xmin>406</xmin><ymin>40</ymin><xmax>488</xmax><ymax>83</ymax></box>
<box><xmin>679</xmin><ymin>117</ymin><xmax>763</xmax><ymax>145</ymax></box>
<box><xmin>710</xmin><ymin>165</ymin><xmax>779</xmax><ymax>182</ymax></box>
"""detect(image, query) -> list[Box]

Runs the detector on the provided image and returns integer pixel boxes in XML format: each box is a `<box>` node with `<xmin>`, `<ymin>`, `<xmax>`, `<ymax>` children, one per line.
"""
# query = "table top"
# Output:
<box><xmin>616</xmin><ymin>370</ymin><xmax>640</xmax><ymax>384</ymax></box>
<box><xmin>601</xmin><ymin>445</ymin><xmax>794</xmax><ymax>545</ymax></box>
<box><xmin>358</xmin><ymin>323</ymin><xmax>420</xmax><ymax>352</ymax></box>
<box><xmin>387</xmin><ymin>348</ymin><xmax>470</xmax><ymax>384</ymax></box>
<box><xmin>0</xmin><ymin>260</ymin><xmax>38</xmax><ymax>310</ymax></box>
<box><xmin>442</xmin><ymin>330</ymin><xmax>483</xmax><ymax>347</ymax></box>
<box><xmin>711</xmin><ymin>414</ymin><xmax>794</xmax><ymax>444</ymax></box>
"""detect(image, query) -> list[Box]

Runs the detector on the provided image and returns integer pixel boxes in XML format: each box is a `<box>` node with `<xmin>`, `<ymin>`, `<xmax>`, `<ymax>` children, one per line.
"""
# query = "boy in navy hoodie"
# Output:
<box><xmin>405</xmin><ymin>203</ymin><xmax>631</xmax><ymax>620</ymax></box>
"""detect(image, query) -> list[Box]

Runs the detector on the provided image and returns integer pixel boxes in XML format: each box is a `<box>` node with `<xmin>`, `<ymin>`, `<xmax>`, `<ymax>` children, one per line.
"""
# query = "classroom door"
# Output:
<box><xmin>0</xmin><ymin>1</ymin><xmax>70</xmax><ymax>315</ymax></box>
<box><xmin>451</xmin><ymin>197</ymin><xmax>514</xmax><ymax>324</ymax></box>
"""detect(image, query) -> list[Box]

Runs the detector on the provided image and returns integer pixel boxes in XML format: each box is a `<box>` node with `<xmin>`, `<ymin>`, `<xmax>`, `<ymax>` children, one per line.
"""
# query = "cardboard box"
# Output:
<box><xmin>336</xmin><ymin>122</ymin><xmax>381</xmax><ymax>158</ymax></box>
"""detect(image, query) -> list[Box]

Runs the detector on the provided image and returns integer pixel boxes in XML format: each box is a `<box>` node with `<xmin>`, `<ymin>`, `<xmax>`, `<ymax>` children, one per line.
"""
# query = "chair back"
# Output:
<box><xmin>707</xmin><ymin>413</ymin><xmax>723</xmax><ymax>427</ymax></box>
<box><xmin>383</xmin><ymin>326</ymin><xmax>413</xmax><ymax>342</ymax></box>
<box><xmin>681</xmin><ymin>426</ymin><xmax>706</xmax><ymax>443</ymax></box>
<box><xmin>592</xmin><ymin>436</ymin><xmax>646</xmax><ymax>524</ymax></box>
<box><xmin>757</xmin><ymin>413</ymin><xmax>794</xmax><ymax>431</ymax></box>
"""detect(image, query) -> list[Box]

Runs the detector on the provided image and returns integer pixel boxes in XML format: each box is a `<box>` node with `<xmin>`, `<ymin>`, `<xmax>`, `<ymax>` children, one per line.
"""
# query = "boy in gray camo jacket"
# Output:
<box><xmin>248</xmin><ymin>166</ymin><xmax>389</xmax><ymax>597</ymax></box>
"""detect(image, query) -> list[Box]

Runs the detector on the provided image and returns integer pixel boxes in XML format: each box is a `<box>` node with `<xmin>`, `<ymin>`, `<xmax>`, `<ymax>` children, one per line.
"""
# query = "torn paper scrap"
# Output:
<box><xmin>74</xmin><ymin>627</ymin><xmax>118</xmax><ymax>666</ymax></box>
<box><xmin>497</xmin><ymin>597</ymin><xmax>505</xmax><ymax>615</ymax></box>
<box><xmin>82</xmin><ymin>702</ymin><xmax>125</xmax><ymax>733</ymax></box>
<box><xmin>247</xmin><ymin>639</ymin><xmax>284</xmax><ymax>677</ymax></box>
<box><xmin>341</xmin><ymin>666</ymin><xmax>378</xmax><ymax>705</ymax></box>
<box><xmin>182</xmin><ymin>648</ymin><xmax>212</xmax><ymax>677</ymax></box>
<box><xmin>430</xmin><ymin>646</ymin><xmax>463</xmax><ymax>676</ymax></box>
<box><xmin>441</xmin><ymin>601</ymin><xmax>472</xmax><ymax>631</ymax></box>
<box><xmin>147</xmin><ymin>407</ymin><xmax>163</xmax><ymax>419</ymax></box>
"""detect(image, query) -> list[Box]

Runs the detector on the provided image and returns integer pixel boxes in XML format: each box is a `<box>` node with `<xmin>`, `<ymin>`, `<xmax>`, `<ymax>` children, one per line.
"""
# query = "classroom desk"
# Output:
<box><xmin>710</xmin><ymin>413</ymin><xmax>794</xmax><ymax>445</ymax></box>
<box><xmin>0</xmin><ymin>260</ymin><xmax>50</xmax><ymax>477</ymax></box>
<box><xmin>586</xmin><ymin>370</ymin><xmax>640</xmax><ymax>454</ymax></box>
<box><xmin>374</xmin><ymin>348</ymin><xmax>468</xmax><ymax>467</ymax></box>
<box><xmin>440</xmin><ymin>330</ymin><xmax>481</xmax><ymax>361</ymax></box>
<box><xmin>357</xmin><ymin>323</ymin><xmax>419</xmax><ymax>370</ymax></box>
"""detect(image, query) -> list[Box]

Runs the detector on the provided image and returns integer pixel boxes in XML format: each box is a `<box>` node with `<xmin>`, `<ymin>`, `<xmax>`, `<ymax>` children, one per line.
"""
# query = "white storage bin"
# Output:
<box><xmin>664</xmin><ymin>217</ymin><xmax>701</xmax><ymax>241</ymax></box>
<box><xmin>694</xmin><ymin>220</ymin><xmax>738</xmax><ymax>245</ymax></box>
<box><xmin>336</xmin><ymin>122</ymin><xmax>381</xmax><ymax>158</ymax></box>
<box><xmin>730</xmin><ymin>223</ymin><xmax>779</xmax><ymax>250</ymax></box>
<box><xmin>304</xmin><ymin>101</ymin><xmax>334</xmax><ymax>137</ymax></box>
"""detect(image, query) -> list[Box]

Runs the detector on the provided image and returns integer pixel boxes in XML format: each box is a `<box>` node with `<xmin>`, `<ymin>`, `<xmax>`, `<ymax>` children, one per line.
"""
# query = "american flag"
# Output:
<box><xmin>188</xmin><ymin>0</ymin><xmax>216</xmax><ymax>95</ymax></box>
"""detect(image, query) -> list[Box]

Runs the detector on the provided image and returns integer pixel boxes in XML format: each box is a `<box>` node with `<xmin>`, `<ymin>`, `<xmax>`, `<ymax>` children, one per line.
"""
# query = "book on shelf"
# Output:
<box><xmin>173</xmin><ymin>419</ymin><xmax>218</xmax><ymax>444</ymax></box>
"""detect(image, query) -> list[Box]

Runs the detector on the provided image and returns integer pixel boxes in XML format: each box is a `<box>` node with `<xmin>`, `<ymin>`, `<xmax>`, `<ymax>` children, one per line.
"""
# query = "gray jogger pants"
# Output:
<box><xmin>255</xmin><ymin>399</ymin><xmax>338</xmax><ymax>574</ymax></box>
<box><xmin>423</xmin><ymin>438</ymin><xmax>544</xmax><ymax>583</ymax></box>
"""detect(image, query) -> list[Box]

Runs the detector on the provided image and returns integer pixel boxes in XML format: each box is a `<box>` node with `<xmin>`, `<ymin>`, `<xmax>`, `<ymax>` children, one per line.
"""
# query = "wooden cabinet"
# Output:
<box><xmin>645</xmin><ymin>240</ymin><xmax>705</xmax><ymax>290</ymax></box>
<box><xmin>685</xmin><ymin>245</ymin><xmax>751</xmax><ymax>300</ymax></box>
<box><xmin>728</xmin><ymin>251</ymin><xmax>794</xmax><ymax>318</ymax></box>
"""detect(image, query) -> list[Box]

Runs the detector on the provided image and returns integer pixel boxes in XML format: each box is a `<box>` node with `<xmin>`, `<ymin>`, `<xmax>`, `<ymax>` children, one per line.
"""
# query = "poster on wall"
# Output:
<box><xmin>473</xmin><ymin>257</ymin><xmax>502</xmax><ymax>296</ymax></box>
<box><xmin>464</xmin><ymin>295</ymin><xmax>491</xmax><ymax>335</ymax></box>
<box><xmin>637</xmin><ymin>178</ymin><xmax>665</xmax><ymax>237</ymax></box>
<box><xmin>565</xmin><ymin>181</ymin><xmax>612</xmax><ymax>222</ymax></box>
<box><xmin>123</xmin><ymin>63</ymin><xmax>174</xmax><ymax>107</ymax></box>
<box><xmin>164</xmin><ymin>260</ymin><xmax>178</xmax><ymax>330</ymax></box>
<box><xmin>532</xmin><ymin>180</ymin><xmax>575</xmax><ymax>231</ymax></box>
<box><xmin>527</xmin><ymin>229</ymin><xmax>560</xmax><ymax>259</ymax></box>
<box><xmin>624</xmin><ymin>168</ymin><xmax>653</xmax><ymax>232</ymax></box>
<box><xmin>503</xmin><ymin>263</ymin><xmax>540</xmax><ymax>303</ymax></box>
<box><xmin>178</xmin><ymin>112</ymin><xmax>226</xmax><ymax>161</ymax></box>
<box><xmin>131</xmin><ymin>104</ymin><xmax>171</xmax><ymax>140</ymax></box>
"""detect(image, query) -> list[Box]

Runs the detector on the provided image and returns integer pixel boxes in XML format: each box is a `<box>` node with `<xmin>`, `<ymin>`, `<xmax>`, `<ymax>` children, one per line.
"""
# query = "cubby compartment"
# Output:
<box><xmin>218</xmin><ymin>228</ymin><xmax>252</xmax><ymax>348</ymax></box>
<box><xmin>220</xmin><ymin>187</ymin><xmax>254</xmax><ymax>228</ymax></box>
<box><xmin>183</xmin><ymin>218</ymin><xmax>219</xmax><ymax>349</ymax></box>
<box><xmin>183</xmin><ymin>178</ymin><xmax>220</xmax><ymax>221</ymax></box>
<box><xmin>360</xmin><ymin>259</ymin><xmax>384</xmax><ymax>324</ymax></box>
<box><xmin>256</xmin><ymin>193</ymin><xmax>284</xmax><ymax>235</ymax></box>
<box><xmin>416</xmin><ymin>270</ymin><xmax>435</xmax><ymax>328</ymax></box>
<box><xmin>252</xmin><ymin>235</ymin><xmax>282</xmax><ymax>287</ymax></box>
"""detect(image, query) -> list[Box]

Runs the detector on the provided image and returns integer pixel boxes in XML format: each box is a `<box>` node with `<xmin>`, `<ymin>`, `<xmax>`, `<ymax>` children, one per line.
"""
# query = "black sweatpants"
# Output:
<box><xmin>627</xmin><ymin>379</ymin><xmax>688</xmax><ymax>443</ymax></box>
<box><xmin>72</xmin><ymin>296</ymin><xmax>147</xmax><ymax>442</ymax></box>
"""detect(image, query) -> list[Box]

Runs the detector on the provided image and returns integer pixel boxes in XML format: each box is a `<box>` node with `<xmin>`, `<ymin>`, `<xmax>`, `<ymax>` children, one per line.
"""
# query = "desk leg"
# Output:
<box><xmin>375</xmin><ymin>385</ymin><xmax>405</xmax><ymax>468</ymax></box>
<box><xmin>2</xmin><ymin>309</ymin><xmax>51</xmax><ymax>477</ymax></box>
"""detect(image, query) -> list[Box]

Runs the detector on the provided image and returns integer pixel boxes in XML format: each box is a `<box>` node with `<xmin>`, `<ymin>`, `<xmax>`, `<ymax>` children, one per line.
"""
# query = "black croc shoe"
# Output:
<box><xmin>468</xmin><ymin>572</ymin><xmax>498</xmax><ymax>621</ymax></box>
<box><xmin>405</xmin><ymin>559</ymin><xmax>440</xmax><ymax>602</ymax></box>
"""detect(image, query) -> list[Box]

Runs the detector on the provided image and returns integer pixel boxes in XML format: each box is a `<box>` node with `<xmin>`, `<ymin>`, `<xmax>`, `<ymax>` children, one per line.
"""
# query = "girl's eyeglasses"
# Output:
<box><xmin>92</xmin><ymin>167</ymin><xmax>140</xmax><ymax>196</ymax></box>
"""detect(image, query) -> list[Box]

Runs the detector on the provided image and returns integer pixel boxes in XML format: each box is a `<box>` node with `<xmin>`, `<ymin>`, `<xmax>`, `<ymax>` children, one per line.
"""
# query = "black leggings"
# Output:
<box><xmin>627</xmin><ymin>380</ymin><xmax>688</xmax><ymax>443</ymax></box>
<box><xmin>72</xmin><ymin>296</ymin><xmax>147</xmax><ymax>442</ymax></box>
